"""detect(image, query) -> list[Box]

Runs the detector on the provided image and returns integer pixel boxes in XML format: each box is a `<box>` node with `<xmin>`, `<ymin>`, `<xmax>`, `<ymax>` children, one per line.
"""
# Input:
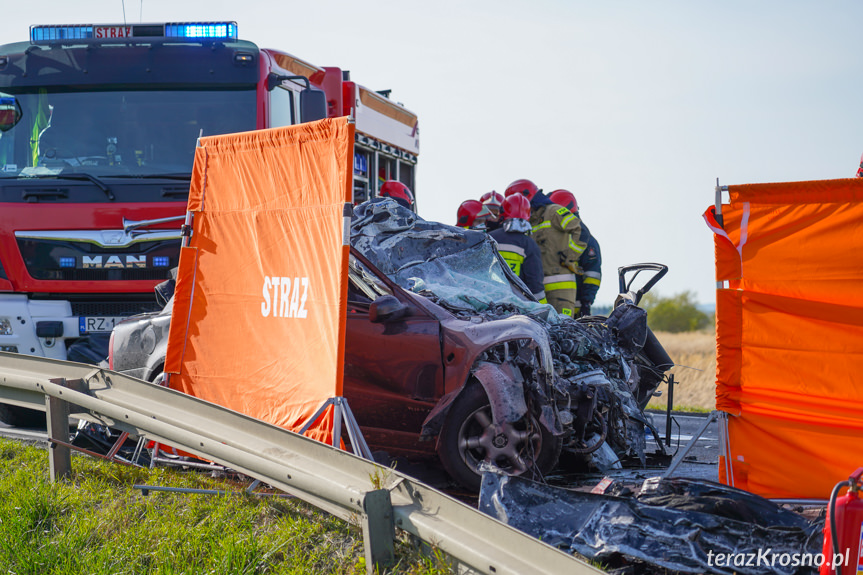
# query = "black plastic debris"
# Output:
<box><xmin>479</xmin><ymin>472</ymin><xmax>823</xmax><ymax>575</ymax></box>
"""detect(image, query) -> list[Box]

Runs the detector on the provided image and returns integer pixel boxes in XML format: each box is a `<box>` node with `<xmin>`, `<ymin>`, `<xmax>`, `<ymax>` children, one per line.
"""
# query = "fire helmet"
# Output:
<box><xmin>480</xmin><ymin>191</ymin><xmax>504</xmax><ymax>219</ymax></box>
<box><xmin>379</xmin><ymin>180</ymin><xmax>414</xmax><ymax>209</ymax></box>
<box><xmin>549</xmin><ymin>189</ymin><xmax>578</xmax><ymax>213</ymax></box>
<box><xmin>502</xmin><ymin>193</ymin><xmax>531</xmax><ymax>221</ymax></box>
<box><xmin>456</xmin><ymin>200</ymin><xmax>490</xmax><ymax>228</ymax></box>
<box><xmin>504</xmin><ymin>179</ymin><xmax>540</xmax><ymax>201</ymax></box>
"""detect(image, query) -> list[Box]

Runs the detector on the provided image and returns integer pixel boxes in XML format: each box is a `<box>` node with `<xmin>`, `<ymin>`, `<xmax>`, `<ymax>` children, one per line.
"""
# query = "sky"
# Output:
<box><xmin>3</xmin><ymin>1</ymin><xmax>861</xmax><ymax>306</ymax></box>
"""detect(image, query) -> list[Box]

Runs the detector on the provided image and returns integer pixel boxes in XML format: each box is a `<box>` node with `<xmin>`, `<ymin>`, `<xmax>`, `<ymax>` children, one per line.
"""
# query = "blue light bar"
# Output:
<box><xmin>30</xmin><ymin>21</ymin><xmax>238</xmax><ymax>44</ymax></box>
<box><xmin>152</xmin><ymin>256</ymin><xmax>170</xmax><ymax>268</ymax></box>
<box><xmin>59</xmin><ymin>257</ymin><xmax>76</xmax><ymax>268</ymax></box>
<box><xmin>31</xmin><ymin>25</ymin><xmax>94</xmax><ymax>43</ymax></box>
<box><xmin>165</xmin><ymin>22</ymin><xmax>237</xmax><ymax>40</ymax></box>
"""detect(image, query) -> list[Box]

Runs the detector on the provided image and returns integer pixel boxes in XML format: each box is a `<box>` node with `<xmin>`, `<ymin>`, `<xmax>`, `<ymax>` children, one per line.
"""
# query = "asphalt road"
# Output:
<box><xmin>645</xmin><ymin>410</ymin><xmax>720</xmax><ymax>482</ymax></box>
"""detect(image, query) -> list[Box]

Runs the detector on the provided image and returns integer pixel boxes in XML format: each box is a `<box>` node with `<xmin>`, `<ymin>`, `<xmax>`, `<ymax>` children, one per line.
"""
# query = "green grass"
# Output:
<box><xmin>0</xmin><ymin>438</ymin><xmax>453</xmax><ymax>575</ymax></box>
<box><xmin>646</xmin><ymin>405</ymin><xmax>713</xmax><ymax>414</ymax></box>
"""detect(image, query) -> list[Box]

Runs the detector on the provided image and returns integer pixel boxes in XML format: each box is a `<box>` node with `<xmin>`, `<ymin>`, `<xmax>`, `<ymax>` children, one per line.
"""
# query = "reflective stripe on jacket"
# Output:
<box><xmin>489</xmin><ymin>227</ymin><xmax>546</xmax><ymax>300</ymax></box>
<box><xmin>543</xmin><ymin>272</ymin><xmax>578</xmax><ymax>292</ymax></box>
<box><xmin>529</xmin><ymin>203</ymin><xmax>587</xmax><ymax>276</ymax></box>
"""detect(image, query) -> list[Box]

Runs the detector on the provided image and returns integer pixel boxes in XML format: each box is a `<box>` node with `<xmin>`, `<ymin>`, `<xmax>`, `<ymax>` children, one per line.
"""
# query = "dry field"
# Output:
<box><xmin>645</xmin><ymin>329</ymin><xmax>716</xmax><ymax>412</ymax></box>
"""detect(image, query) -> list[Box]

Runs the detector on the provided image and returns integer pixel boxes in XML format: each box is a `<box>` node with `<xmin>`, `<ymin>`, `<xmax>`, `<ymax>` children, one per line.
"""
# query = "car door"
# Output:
<box><xmin>343</xmin><ymin>254</ymin><xmax>444</xmax><ymax>454</ymax></box>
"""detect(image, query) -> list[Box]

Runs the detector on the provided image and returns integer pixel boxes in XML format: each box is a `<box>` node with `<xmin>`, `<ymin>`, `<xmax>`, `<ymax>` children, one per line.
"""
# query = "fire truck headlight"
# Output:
<box><xmin>0</xmin><ymin>318</ymin><xmax>13</xmax><ymax>336</ymax></box>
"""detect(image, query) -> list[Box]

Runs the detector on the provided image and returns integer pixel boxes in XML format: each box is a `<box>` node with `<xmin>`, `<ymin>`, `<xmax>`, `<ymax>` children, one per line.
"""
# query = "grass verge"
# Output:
<box><xmin>646</xmin><ymin>329</ymin><xmax>716</xmax><ymax>412</ymax></box>
<box><xmin>0</xmin><ymin>438</ymin><xmax>453</xmax><ymax>575</ymax></box>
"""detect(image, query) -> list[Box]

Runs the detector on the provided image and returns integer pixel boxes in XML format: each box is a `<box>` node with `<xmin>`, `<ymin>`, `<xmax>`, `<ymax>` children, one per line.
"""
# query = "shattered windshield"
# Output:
<box><xmin>0</xmin><ymin>88</ymin><xmax>256</xmax><ymax>177</ymax></box>
<box><xmin>351</xmin><ymin>198</ymin><xmax>558</xmax><ymax>319</ymax></box>
<box><xmin>348</xmin><ymin>256</ymin><xmax>391</xmax><ymax>302</ymax></box>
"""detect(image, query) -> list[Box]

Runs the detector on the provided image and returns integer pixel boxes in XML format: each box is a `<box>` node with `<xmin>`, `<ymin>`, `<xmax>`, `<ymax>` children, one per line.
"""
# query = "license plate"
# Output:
<box><xmin>79</xmin><ymin>316</ymin><xmax>124</xmax><ymax>334</ymax></box>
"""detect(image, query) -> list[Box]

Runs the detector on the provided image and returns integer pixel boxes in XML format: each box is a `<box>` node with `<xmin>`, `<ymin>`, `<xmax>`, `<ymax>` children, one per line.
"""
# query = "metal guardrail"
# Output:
<box><xmin>0</xmin><ymin>352</ymin><xmax>601</xmax><ymax>575</ymax></box>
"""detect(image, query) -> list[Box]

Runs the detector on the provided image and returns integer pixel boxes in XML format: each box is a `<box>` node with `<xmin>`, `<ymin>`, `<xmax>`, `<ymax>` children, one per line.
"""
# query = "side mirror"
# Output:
<box><xmin>369</xmin><ymin>295</ymin><xmax>408</xmax><ymax>323</ymax></box>
<box><xmin>266</xmin><ymin>73</ymin><xmax>328</xmax><ymax>123</ymax></box>
<box><xmin>0</xmin><ymin>94</ymin><xmax>22</xmax><ymax>133</ymax></box>
<box><xmin>299</xmin><ymin>87</ymin><xmax>327</xmax><ymax>123</ymax></box>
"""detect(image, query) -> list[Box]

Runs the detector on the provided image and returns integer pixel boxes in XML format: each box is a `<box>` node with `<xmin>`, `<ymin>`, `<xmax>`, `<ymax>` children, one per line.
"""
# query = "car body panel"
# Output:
<box><xmin>111</xmin><ymin>299</ymin><xmax>172</xmax><ymax>382</ymax></box>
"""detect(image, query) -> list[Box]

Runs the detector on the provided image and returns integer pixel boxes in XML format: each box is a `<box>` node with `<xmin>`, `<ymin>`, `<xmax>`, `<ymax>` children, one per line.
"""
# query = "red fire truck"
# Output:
<box><xmin>0</xmin><ymin>21</ymin><xmax>419</xmax><ymax>424</ymax></box>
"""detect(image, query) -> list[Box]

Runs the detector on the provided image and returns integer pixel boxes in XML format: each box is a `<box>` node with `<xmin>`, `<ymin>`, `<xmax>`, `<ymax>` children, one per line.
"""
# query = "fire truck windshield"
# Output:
<box><xmin>0</xmin><ymin>87</ymin><xmax>256</xmax><ymax>177</ymax></box>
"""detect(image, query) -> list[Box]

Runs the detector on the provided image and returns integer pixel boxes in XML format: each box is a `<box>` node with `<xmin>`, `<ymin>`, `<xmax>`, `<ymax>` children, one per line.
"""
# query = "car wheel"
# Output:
<box><xmin>437</xmin><ymin>382</ymin><xmax>561</xmax><ymax>491</ymax></box>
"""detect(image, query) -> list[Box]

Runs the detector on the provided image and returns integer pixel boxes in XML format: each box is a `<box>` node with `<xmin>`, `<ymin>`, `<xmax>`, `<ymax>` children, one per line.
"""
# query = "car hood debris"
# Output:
<box><xmin>479</xmin><ymin>471</ymin><xmax>823</xmax><ymax>575</ymax></box>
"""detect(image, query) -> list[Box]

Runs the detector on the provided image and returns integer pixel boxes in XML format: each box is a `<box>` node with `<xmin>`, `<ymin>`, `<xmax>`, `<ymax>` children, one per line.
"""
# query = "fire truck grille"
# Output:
<box><xmin>49</xmin><ymin>269</ymin><xmax>171</xmax><ymax>282</ymax></box>
<box><xmin>16</xmin><ymin>237</ymin><xmax>177</xmax><ymax>282</ymax></box>
<box><xmin>70</xmin><ymin>301</ymin><xmax>162</xmax><ymax>317</ymax></box>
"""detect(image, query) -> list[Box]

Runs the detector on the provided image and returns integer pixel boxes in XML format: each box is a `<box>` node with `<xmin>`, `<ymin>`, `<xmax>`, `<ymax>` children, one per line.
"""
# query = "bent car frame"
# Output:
<box><xmin>110</xmin><ymin>199</ymin><xmax>675</xmax><ymax>491</ymax></box>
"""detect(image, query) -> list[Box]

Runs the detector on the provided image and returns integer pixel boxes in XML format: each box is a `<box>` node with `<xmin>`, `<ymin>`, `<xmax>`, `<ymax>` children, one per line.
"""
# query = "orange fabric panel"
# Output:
<box><xmin>724</xmin><ymin>412</ymin><xmax>863</xmax><ymax>498</ymax></box>
<box><xmin>729</xmin><ymin>177</ymin><xmax>863</xmax><ymax>205</ymax></box>
<box><xmin>164</xmin><ymin>118</ymin><xmax>354</xmax><ymax>445</ymax></box>
<box><xmin>163</xmin><ymin>246</ymin><xmax>198</xmax><ymax>383</ymax></box>
<box><xmin>708</xmin><ymin>178</ymin><xmax>863</xmax><ymax>498</ymax></box>
<box><xmin>703</xmin><ymin>206</ymin><xmax>742</xmax><ymax>283</ymax></box>
<box><xmin>714</xmin><ymin>289</ymin><xmax>741</xmax><ymax>414</ymax></box>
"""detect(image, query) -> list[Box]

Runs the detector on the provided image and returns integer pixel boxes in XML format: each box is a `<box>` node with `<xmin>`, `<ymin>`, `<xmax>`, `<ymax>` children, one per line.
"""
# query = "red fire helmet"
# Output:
<box><xmin>504</xmin><ymin>179</ymin><xmax>540</xmax><ymax>201</ymax></box>
<box><xmin>549</xmin><ymin>189</ymin><xmax>578</xmax><ymax>213</ymax></box>
<box><xmin>502</xmin><ymin>193</ymin><xmax>531</xmax><ymax>221</ymax></box>
<box><xmin>481</xmin><ymin>191</ymin><xmax>504</xmax><ymax>222</ymax></box>
<box><xmin>456</xmin><ymin>199</ymin><xmax>489</xmax><ymax>228</ymax></box>
<box><xmin>379</xmin><ymin>180</ymin><xmax>414</xmax><ymax>206</ymax></box>
<box><xmin>481</xmin><ymin>191</ymin><xmax>504</xmax><ymax>210</ymax></box>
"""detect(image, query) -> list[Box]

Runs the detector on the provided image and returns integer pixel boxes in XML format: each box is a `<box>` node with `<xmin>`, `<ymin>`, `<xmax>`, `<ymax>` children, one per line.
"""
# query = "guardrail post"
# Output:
<box><xmin>361</xmin><ymin>488</ymin><xmax>395</xmax><ymax>573</ymax></box>
<box><xmin>45</xmin><ymin>378</ymin><xmax>72</xmax><ymax>481</ymax></box>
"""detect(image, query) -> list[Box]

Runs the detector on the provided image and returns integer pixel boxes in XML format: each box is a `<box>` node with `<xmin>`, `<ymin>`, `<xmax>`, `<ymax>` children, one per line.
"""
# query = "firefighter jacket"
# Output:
<box><xmin>489</xmin><ymin>225</ymin><xmax>546</xmax><ymax>301</ymax></box>
<box><xmin>577</xmin><ymin>220</ymin><xmax>602</xmax><ymax>306</ymax></box>
<box><xmin>528</xmin><ymin>193</ymin><xmax>588</xmax><ymax>280</ymax></box>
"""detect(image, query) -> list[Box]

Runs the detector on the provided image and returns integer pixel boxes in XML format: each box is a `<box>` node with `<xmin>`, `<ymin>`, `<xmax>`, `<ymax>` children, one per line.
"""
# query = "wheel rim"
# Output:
<box><xmin>456</xmin><ymin>405</ymin><xmax>542</xmax><ymax>475</ymax></box>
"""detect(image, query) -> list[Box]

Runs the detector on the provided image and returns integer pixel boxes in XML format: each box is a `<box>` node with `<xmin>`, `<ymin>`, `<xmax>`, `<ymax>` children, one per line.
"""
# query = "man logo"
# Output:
<box><xmin>82</xmin><ymin>255</ymin><xmax>147</xmax><ymax>269</ymax></box>
<box><xmin>261</xmin><ymin>276</ymin><xmax>309</xmax><ymax>318</ymax></box>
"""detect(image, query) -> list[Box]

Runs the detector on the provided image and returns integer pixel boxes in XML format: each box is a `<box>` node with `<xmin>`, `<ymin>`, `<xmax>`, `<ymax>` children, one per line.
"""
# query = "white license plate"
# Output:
<box><xmin>79</xmin><ymin>316</ymin><xmax>124</xmax><ymax>334</ymax></box>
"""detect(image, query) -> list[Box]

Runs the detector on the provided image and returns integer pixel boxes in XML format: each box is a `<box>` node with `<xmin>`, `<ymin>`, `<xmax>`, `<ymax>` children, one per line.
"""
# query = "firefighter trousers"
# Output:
<box><xmin>544</xmin><ymin>273</ymin><xmax>580</xmax><ymax>317</ymax></box>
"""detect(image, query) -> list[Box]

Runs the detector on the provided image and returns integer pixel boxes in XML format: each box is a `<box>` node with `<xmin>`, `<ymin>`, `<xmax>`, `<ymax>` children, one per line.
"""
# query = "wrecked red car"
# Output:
<box><xmin>109</xmin><ymin>198</ymin><xmax>674</xmax><ymax>490</ymax></box>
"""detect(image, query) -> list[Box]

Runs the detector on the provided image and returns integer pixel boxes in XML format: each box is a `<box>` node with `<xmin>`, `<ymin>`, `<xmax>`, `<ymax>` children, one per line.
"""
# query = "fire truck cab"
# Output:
<box><xmin>0</xmin><ymin>22</ymin><xmax>419</xmax><ymax>423</ymax></box>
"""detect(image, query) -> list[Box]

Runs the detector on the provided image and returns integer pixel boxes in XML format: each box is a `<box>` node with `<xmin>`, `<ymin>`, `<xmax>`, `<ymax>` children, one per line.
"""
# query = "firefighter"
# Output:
<box><xmin>504</xmin><ymin>179</ymin><xmax>588</xmax><ymax>317</ymax></box>
<box><xmin>480</xmin><ymin>191</ymin><xmax>504</xmax><ymax>231</ymax></box>
<box><xmin>549</xmin><ymin>189</ymin><xmax>602</xmax><ymax>317</ymax></box>
<box><xmin>379</xmin><ymin>180</ymin><xmax>414</xmax><ymax>210</ymax></box>
<box><xmin>456</xmin><ymin>199</ymin><xmax>490</xmax><ymax>229</ymax></box>
<box><xmin>489</xmin><ymin>193</ymin><xmax>546</xmax><ymax>302</ymax></box>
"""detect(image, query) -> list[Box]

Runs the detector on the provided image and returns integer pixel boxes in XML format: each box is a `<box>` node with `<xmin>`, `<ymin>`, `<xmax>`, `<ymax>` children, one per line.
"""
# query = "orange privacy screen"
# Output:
<box><xmin>705</xmin><ymin>178</ymin><xmax>863</xmax><ymax>498</ymax></box>
<box><xmin>164</xmin><ymin>118</ymin><xmax>354</xmax><ymax>445</ymax></box>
